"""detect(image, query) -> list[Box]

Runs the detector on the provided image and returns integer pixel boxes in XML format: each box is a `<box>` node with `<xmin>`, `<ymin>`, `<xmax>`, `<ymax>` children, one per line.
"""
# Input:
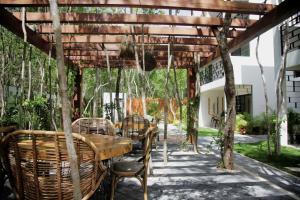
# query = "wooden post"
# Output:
<box><xmin>72</xmin><ymin>68</ymin><xmax>82</xmax><ymax>121</ymax></box>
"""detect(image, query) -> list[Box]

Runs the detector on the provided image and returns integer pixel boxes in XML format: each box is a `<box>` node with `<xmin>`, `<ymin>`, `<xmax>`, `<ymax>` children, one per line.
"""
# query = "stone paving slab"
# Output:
<box><xmin>113</xmin><ymin>124</ymin><xmax>300</xmax><ymax>200</ymax></box>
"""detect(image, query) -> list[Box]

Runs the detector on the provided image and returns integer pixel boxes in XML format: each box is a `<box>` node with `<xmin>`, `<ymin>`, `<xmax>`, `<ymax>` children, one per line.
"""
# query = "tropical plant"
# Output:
<box><xmin>235</xmin><ymin>114</ymin><xmax>248</xmax><ymax>134</ymax></box>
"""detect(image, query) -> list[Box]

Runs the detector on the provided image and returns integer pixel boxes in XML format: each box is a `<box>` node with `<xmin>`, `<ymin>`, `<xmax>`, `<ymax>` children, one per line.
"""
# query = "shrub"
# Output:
<box><xmin>236</xmin><ymin>114</ymin><xmax>248</xmax><ymax>134</ymax></box>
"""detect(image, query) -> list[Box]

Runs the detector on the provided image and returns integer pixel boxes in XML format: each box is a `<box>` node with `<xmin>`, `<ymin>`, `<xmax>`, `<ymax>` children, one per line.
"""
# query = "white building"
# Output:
<box><xmin>199</xmin><ymin>0</ymin><xmax>300</xmax><ymax>145</ymax></box>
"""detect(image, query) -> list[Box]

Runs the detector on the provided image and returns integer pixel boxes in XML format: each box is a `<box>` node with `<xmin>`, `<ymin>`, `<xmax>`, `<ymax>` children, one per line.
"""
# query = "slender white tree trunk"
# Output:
<box><xmin>27</xmin><ymin>45</ymin><xmax>32</xmax><ymax>100</ymax></box>
<box><xmin>102</xmin><ymin>44</ymin><xmax>113</xmax><ymax>121</ymax></box>
<box><xmin>275</xmin><ymin>21</ymin><xmax>289</xmax><ymax>156</ymax></box>
<box><xmin>49</xmin><ymin>1</ymin><xmax>82</xmax><ymax>199</ymax></box>
<box><xmin>256</xmin><ymin>36</ymin><xmax>272</xmax><ymax>155</ymax></box>
<box><xmin>39</xmin><ymin>58</ymin><xmax>45</xmax><ymax>96</ymax></box>
<box><xmin>93</xmin><ymin>68</ymin><xmax>99</xmax><ymax>117</ymax></box>
<box><xmin>163</xmin><ymin>45</ymin><xmax>173</xmax><ymax>165</ymax></box>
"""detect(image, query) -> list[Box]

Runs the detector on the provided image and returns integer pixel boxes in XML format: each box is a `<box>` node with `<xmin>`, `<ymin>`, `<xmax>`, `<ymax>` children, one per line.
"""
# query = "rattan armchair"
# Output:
<box><xmin>72</xmin><ymin>118</ymin><xmax>116</xmax><ymax>136</ymax></box>
<box><xmin>110</xmin><ymin>127</ymin><xmax>159</xmax><ymax>200</ymax></box>
<box><xmin>0</xmin><ymin>130</ymin><xmax>107</xmax><ymax>200</ymax></box>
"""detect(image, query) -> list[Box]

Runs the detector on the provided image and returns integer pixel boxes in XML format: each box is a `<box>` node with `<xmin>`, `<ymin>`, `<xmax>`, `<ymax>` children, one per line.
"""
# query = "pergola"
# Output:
<box><xmin>0</xmin><ymin>0</ymin><xmax>299</xmax><ymax>118</ymax></box>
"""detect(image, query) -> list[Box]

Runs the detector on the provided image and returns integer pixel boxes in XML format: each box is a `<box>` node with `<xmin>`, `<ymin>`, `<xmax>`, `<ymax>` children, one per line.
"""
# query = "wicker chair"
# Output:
<box><xmin>121</xmin><ymin>115</ymin><xmax>150</xmax><ymax>139</ymax></box>
<box><xmin>0</xmin><ymin>130</ymin><xmax>107</xmax><ymax>200</ymax></box>
<box><xmin>110</xmin><ymin>127</ymin><xmax>159</xmax><ymax>200</ymax></box>
<box><xmin>72</xmin><ymin>118</ymin><xmax>116</xmax><ymax>136</ymax></box>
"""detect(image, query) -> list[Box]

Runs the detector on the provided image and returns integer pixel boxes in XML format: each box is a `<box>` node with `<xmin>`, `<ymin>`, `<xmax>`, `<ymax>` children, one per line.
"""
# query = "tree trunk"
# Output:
<box><xmin>27</xmin><ymin>45</ymin><xmax>32</xmax><ymax>100</ymax></box>
<box><xmin>39</xmin><ymin>58</ymin><xmax>46</xmax><ymax>96</ymax></box>
<box><xmin>163</xmin><ymin>47</ymin><xmax>173</xmax><ymax>165</ymax></box>
<box><xmin>49</xmin><ymin>1</ymin><xmax>82</xmax><ymax>199</ymax></box>
<box><xmin>115</xmin><ymin>66</ymin><xmax>122</xmax><ymax>121</ymax></box>
<box><xmin>126</xmin><ymin>70</ymin><xmax>133</xmax><ymax>115</ymax></box>
<box><xmin>141</xmin><ymin>24</ymin><xmax>147</xmax><ymax>117</ymax></box>
<box><xmin>93</xmin><ymin>68</ymin><xmax>100</xmax><ymax>118</ymax></box>
<box><xmin>172</xmin><ymin>64</ymin><xmax>183</xmax><ymax>137</ymax></box>
<box><xmin>20</xmin><ymin>7</ymin><xmax>27</xmax><ymax>102</ymax></box>
<box><xmin>0</xmin><ymin>31</ymin><xmax>6</xmax><ymax>117</ymax></box>
<box><xmin>256</xmin><ymin>36</ymin><xmax>272</xmax><ymax>156</ymax></box>
<box><xmin>275</xmin><ymin>21</ymin><xmax>289</xmax><ymax>156</ymax></box>
<box><xmin>101</xmin><ymin>44</ymin><xmax>113</xmax><ymax>121</ymax></box>
<box><xmin>212</xmin><ymin>14</ymin><xmax>236</xmax><ymax>170</ymax></box>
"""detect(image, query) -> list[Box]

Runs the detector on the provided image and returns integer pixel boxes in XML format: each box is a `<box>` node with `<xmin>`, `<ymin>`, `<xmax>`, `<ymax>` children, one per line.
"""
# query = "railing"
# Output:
<box><xmin>280</xmin><ymin>12</ymin><xmax>300</xmax><ymax>54</ymax></box>
<box><xmin>200</xmin><ymin>60</ymin><xmax>224</xmax><ymax>85</ymax></box>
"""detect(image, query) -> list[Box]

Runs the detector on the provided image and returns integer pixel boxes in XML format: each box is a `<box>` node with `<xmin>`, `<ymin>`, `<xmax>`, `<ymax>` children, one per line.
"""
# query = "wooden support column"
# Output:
<box><xmin>72</xmin><ymin>68</ymin><xmax>82</xmax><ymax>120</ymax></box>
<box><xmin>187</xmin><ymin>67</ymin><xmax>197</xmax><ymax>144</ymax></box>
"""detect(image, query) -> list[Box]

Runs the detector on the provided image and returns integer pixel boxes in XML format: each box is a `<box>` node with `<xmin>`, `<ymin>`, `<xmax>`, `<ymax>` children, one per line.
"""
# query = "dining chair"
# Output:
<box><xmin>110</xmin><ymin>127</ymin><xmax>159</xmax><ymax>200</ymax></box>
<box><xmin>0</xmin><ymin>130</ymin><xmax>107</xmax><ymax>200</ymax></box>
<box><xmin>72</xmin><ymin>118</ymin><xmax>116</xmax><ymax>136</ymax></box>
<box><xmin>121</xmin><ymin>114</ymin><xmax>150</xmax><ymax>139</ymax></box>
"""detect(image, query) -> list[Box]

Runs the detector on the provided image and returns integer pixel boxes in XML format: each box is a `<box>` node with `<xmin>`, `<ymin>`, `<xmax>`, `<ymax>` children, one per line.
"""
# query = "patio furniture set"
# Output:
<box><xmin>0</xmin><ymin>115</ymin><xmax>159</xmax><ymax>200</ymax></box>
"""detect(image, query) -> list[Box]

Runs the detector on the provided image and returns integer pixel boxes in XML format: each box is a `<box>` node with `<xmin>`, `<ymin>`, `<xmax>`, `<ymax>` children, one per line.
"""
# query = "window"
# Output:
<box><xmin>231</xmin><ymin>43</ymin><xmax>250</xmax><ymax>57</ymax></box>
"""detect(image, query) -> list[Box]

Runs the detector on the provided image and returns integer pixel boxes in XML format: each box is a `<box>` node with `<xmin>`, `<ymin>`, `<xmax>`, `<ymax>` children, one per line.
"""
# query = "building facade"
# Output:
<box><xmin>199</xmin><ymin>0</ymin><xmax>300</xmax><ymax>146</ymax></box>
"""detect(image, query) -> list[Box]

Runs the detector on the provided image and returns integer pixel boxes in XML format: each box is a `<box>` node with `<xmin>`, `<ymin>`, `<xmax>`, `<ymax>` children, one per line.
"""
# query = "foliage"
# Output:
<box><xmin>22</xmin><ymin>96</ymin><xmax>50</xmax><ymax>130</ymax></box>
<box><xmin>147</xmin><ymin>101</ymin><xmax>161</xmax><ymax>120</ymax></box>
<box><xmin>0</xmin><ymin>106</ymin><xmax>19</xmax><ymax>126</ymax></box>
<box><xmin>235</xmin><ymin>114</ymin><xmax>248</xmax><ymax>134</ymax></box>
<box><xmin>212</xmin><ymin>121</ymin><xmax>226</xmax><ymax>168</ymax></box>
<box><xmin>235</xmin><ymin>141</ymin><xmax>300</xmax><ymax>177</ymax></box>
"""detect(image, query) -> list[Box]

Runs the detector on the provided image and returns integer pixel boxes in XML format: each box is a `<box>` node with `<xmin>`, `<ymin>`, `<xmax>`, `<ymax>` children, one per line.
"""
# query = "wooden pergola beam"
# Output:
<box><xmin>12</xmin><ymin>12</ymin><xmax>256</xmax><ymax>28</ymax></box>
<box><xmin>67</xmin><ymin>56</ymin><xmax>196</xmax><ymax>63</ymax></box>
<box><xmin>77</xmin><ymin>60</ymin><xmax>199</xmax><ymax>69</ymax></box>
<box><xmin>0</xmin><ymin>0</ymin><xmax>275</xmax><ymax>15</ymax></box>
<box><xmin>204</xmin><ymin>0</ymin><xmax>300</xmax><ymax>66</ymax></box>
<box><xmin>63</xmin><ymin>43</ymin><xmax>216</xmax><ymax>52</ymax></box>
<box><xmin>48</xmin><ymin>35</ymin><xmax>221</xmax><ymax>45</ymax></box>
<box><xmin>37</xmin><ymin>25</ymin><xmax>241</xmax><ymax>38</ymax></box>
<box><xmin>64</xmin><ymin>50</ymin><xmax>211</xmax><ymax>58</ymax></box>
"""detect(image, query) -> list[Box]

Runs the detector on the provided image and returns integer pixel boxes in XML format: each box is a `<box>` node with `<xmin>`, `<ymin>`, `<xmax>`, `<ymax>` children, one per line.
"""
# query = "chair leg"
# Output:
<box><xmin>143</xmin><ymin>174</ymin><xmax>148</xmax><ymax>200</ymax></box>
<box><xmin>110</xmin><ymin>174</ymin><xmax>116</xmax><ymax>200</ymax></box>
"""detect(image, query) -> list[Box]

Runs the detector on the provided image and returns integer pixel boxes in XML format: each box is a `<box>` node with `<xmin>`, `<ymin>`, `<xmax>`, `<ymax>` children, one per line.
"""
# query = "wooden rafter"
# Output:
<box><xmin>63</xmin><ymin>44</ymin><xmax>216</xmax><ymax>52</ymax></box>
<box><xmin>47</xmin><ymin>35</ymin><xmax>222</xmax><ymax>45</ymax></box>
<box><xmin>0</xmin><ymin>0</ymin><xmax>275</xmax><ymax>15</ymax></box>
<box><xmin>12</xmin><ymin>12</ymin><xmax>256</xmax><ymax>28</ymax></box>
<box><xmin>76</xmin><ymin>60</ymin><xmax>199</xmax><ymax>69</ymax></box>
<box><xmin>67</xmin><ymin>56</ymin><xmax>196</xmax><ymax>63</ymax></box>
<box><xmin>204</xmin><ymin>0</ymin><xmax>300</xmax><ymax>66</ymax></box>
<box><xmin>37</xmin><ymin>24</ymin><xmax>241</xmax><ymax>38</ymax></box>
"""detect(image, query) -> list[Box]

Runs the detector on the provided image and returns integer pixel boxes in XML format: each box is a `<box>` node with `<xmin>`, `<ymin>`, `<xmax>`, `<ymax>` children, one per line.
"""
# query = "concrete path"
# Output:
<box><xmin>113</xmin><ymin>124</ymin><xmax>300</xmax><ymax>200</ymax></box>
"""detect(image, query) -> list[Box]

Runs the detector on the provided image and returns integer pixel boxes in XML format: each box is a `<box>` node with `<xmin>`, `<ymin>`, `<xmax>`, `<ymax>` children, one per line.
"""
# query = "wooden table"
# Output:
<box><xmin>15</xmin><ymin>133</ymin><xmax>132</xmax><ymax>161</ymax></box>
<box><xmin>82</xmin><ymin>134</ymin><xmax>132</xmax><ymax>160</ymax></box>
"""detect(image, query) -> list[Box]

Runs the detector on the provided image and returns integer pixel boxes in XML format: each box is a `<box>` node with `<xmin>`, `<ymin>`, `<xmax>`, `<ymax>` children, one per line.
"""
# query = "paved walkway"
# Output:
<box><xmin>113</xmin><ymin>124</ymin><xmax>300</xmax><ymax>200</ymax></box>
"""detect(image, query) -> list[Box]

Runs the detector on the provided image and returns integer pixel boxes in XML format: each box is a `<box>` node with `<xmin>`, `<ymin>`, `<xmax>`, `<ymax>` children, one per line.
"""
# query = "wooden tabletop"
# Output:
<box><xmin>81</xmin><ymin>134</ymin><xmax>132</xmax><ymax>160</ymax></box>
<box><xmin>16</xmin><ymin>133</ymin><xmax>132</xmax><ymax>161</ymax></box>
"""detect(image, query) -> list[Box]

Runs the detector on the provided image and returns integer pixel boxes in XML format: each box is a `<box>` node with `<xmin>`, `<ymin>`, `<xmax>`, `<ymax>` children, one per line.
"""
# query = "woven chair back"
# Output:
<box><xmin>72</xmin><ymin>118</ymin><xmax>116</xmax><ymax>136</ymax></box>
<box><xmin>143</xmin><ymin>127</ymin><xmax>159</xmax><ymax>168</ymax></box>
<box><xmin>121</xmin><ymin>115</ymin><xmax>150</xmax><ymax>138</ymax></box>
<box><xmin>0</xmin><ymin>130</ymin><xmax>106</xmax><ymax>200</ymax></box>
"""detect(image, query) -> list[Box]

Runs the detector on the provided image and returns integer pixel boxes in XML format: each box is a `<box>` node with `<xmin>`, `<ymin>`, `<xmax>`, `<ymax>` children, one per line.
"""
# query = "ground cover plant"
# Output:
<box><xmin>235</xmin><ymin>141</ymin><xmax>300</xmax><ymax>177</ymax></box>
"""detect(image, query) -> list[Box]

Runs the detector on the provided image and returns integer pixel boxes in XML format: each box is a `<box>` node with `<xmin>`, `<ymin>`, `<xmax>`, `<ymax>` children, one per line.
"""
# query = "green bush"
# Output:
<box><xmin>236</xmin><ymin>114</ymin><xmax>248</xmax><ymax>134</ymax></box>
<box><xmin>147</xmin><ymin>101</ymin><xmax>161</xmax><ymax>121</ymax></box>
<box><xmin>22</xmin><ymin>96</ymin><xmax>50</xmax><ymax>130</ymax></box>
